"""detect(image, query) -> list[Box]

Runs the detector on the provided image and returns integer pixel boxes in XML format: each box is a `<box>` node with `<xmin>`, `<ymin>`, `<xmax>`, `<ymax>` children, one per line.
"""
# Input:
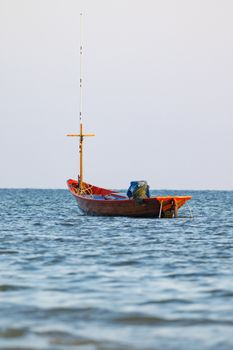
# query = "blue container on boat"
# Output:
<box><xmin>127</xmin><ymin>181</ymin><xmax>150</xmax><ymax>199</ymax></box>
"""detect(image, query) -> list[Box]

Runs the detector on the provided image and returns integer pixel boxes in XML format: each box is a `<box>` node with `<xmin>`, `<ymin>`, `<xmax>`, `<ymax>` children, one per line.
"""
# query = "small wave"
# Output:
<box><xmin>0</xmin><ymin>284</ymin><xmax>29</xmax><ymax>292</ymax></box>
<box><xmin>140</xmin><ymin>298</ymin><xmax>192</xmax><ymax>305</ymax></box>
<box><xmin>40</xmin><ymin>332</ymin><xmax>130</xmax><ymax>350</ymax></box>
<box><xmin>34</xmin><ymin>306</ymin><xmax>107</xmax><ymax>320</ymax></box>
<box><xmin>203</xmin><ymin>288</ymin><xmax>233</xmax><ymax>297</ymax></box>
<box><xmin>55</xmin><ymin>221</ymin><xmax>76</xmax><ymax>227</ymax></box>
<box><xmin>0</xmin><ymin>250</ymin><xmax>18</xmax><ymax>255</ymax></box>
<box><xmin>49</xmin><ymin>336</ymin><xmax>102</xmax><ymax>346</ymax></box>
<box><xmin>166</xmin><ymin>271</ymin><xmax>217</xmax><ymax>278</ymax></box>
<box><xmin>45</xmin><ymin>256</ymin><xmax>65</xmax><ymax>264</ymax></box>
<box><xmin>110</xmin><ymin>259</ymin><xmax>141</xmax><ymax>267</ymax></box>
<box><xmin>0</xmin><ymin>327</ymin><xmax>27</xmax><ymax>338</ymax></box>
<box><xmin>33</xmin><ymin>222</ymin><xmax>43</xmax><ymax>226</ymax></box>
<box><xmin>48</xmin><ymin>337</ymin><xmax>134</xmax><ymax>350</ymax></box>
<box><xmin>113</xmin><ymin>313</ymin><xmax>167</xmax><ymax>325</ymax></box>
<box><xmin>113</xmin><ymin>313</ymin><xmax>233</xmax><ymax>326</ymax></box>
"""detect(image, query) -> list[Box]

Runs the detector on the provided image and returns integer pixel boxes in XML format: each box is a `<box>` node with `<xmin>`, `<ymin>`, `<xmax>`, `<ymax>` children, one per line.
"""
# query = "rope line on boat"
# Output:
<box><xmin>79</xmin><ymin>185</ymin><xmax>94</xmax><ymax>197</ymax></box>
<box><xmin>159</xmin><ymin>200</ymin><xmax>163</xmax><ymax>218</ymax></box>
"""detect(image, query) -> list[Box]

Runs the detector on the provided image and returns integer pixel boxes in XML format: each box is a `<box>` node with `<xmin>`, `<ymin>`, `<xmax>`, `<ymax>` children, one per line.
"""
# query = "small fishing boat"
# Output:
<box><xmin>67</xmin><ymin>14</ymin><xmax>191</xmax><ymax>218</ymax></box>
<box><xmin>67</xmin><ymin>179</ymin><xmax>191</xmax><ymax>218</ymax></box>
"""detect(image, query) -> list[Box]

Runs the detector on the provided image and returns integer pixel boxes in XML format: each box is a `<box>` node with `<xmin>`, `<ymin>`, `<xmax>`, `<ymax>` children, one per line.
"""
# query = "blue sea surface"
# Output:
<box><xmin>0</xmin><ymin>189</ymin><xmax>233</xmax><ymax>350</ymax></box>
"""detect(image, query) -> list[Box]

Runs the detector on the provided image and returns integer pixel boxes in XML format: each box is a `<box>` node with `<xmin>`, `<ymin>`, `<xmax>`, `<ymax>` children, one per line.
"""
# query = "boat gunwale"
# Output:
<box><xmin>67</xmin><ymin>179</ymin><xmax>192</xmax><ymax>204</ymax></box>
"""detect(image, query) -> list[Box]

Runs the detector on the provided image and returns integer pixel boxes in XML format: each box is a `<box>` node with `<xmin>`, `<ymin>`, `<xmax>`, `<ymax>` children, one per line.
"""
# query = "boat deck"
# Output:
<box><xmin>83</xmin><ymin>194</ymin><xmax>126</xmax><ymax>200</ymax></box>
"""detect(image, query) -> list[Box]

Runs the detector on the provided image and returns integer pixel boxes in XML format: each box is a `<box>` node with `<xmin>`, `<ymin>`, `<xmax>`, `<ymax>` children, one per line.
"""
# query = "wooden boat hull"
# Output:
<box><xmin>75</xmin><ymin>193</ymin><xmax>161</xmax><ymax>217</ymax></box>
<box><xmin>67</xmin><ymin>179</ymin><xmax>192</xmax><ymax>218</ymax></box>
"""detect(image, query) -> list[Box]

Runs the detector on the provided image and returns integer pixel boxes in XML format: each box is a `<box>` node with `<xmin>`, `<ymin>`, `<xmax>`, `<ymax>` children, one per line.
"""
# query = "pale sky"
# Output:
<box><xmin>0</xmin><ymin>0</ymin><xmax>233</xmax><ymax>190</ymax></box>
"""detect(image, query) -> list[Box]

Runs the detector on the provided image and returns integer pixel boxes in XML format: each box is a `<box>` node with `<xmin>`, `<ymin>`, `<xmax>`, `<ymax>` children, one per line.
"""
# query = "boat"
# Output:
<box><xmin>67</xmin><ymin>14</ymin><xmax>192</xmax><ymax>218</ymax></box>
<box><xmin>67</xmin><ymin>179</ymin><xmax>191</xmax><ymax>218</ymax></box>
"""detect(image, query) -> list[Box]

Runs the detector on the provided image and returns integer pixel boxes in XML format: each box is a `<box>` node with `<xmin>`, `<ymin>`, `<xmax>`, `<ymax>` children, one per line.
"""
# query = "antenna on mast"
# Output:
<box><xmin>79</xmin><ymin>12</ymin><xmax>83</xmax><ymax>125</ymax></box>
<box><xmin>67</xmin><ymin>12</ymin><xmax>95</xmax><ymax>192</ymax></box>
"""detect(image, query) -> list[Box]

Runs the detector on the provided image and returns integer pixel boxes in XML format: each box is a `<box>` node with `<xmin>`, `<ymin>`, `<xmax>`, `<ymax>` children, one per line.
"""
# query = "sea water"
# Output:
<box><xmin>0</xmin><ymin>189</ymin><xmax>233</xmax><ymax>350</ymax></box>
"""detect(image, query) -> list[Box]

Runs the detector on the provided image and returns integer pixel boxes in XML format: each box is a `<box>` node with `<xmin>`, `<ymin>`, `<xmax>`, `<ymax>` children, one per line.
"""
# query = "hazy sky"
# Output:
<box><xmin>1</xmin><ymin>0</ymin><xmax>233</xmax><ymax>189</ymax></box>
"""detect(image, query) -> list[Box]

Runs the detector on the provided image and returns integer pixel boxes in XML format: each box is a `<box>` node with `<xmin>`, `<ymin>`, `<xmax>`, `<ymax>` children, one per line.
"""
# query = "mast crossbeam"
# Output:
<box><xmin>67</xmin><ymin>134</ymin><xmax>95</xmax><ymax>137</ymax></box>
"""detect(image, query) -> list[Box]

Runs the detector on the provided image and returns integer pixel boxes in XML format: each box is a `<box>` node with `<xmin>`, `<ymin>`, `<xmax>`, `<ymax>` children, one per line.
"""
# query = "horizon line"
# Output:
<box><xmin>0</xmin><ymin>187</ymin><xmax>232</xmax><ymax>191</ymax></box>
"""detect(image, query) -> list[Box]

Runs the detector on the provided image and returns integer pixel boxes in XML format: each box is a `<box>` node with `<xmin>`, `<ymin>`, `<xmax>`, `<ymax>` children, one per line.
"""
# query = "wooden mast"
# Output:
<box><xmin>67</xmin><ymin>13</ymin><xmax>94</xmax><ymax>192</ymax></box>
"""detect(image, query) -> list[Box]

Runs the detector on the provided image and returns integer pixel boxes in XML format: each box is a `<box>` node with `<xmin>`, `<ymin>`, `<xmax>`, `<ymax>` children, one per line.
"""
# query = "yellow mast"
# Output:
<box><xmin>67</xmin><ymin>13</ymin><xmax>94</xmax><ymax>192</ymax></box>
<box><xmin>67</xmin><ymin>125</ymin><xmax>94</xmax><ymax>190</ymax></box>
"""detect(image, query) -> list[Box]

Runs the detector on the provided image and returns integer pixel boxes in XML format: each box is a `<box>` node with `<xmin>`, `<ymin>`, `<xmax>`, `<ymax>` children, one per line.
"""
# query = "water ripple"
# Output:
<box><xmin>0</xmin><ymin>189</ymin><xmax>233</xmax><ymax>350</ymax></box>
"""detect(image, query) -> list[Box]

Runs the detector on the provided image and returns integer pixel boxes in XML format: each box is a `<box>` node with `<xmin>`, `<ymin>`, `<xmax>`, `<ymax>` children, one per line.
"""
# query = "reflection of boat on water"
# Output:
<box><xmin>67</xmin><ymin>13</ymin><xmax>192</xmax><ymax>218</ymax></box>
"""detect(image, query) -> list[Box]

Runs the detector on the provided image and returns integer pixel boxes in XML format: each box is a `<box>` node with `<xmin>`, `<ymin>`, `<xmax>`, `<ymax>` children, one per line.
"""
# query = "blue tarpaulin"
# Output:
<box><xmin>127</xmin><ymin>181</ymin><xmax>150</xmax><ymax>199</ymax></box>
